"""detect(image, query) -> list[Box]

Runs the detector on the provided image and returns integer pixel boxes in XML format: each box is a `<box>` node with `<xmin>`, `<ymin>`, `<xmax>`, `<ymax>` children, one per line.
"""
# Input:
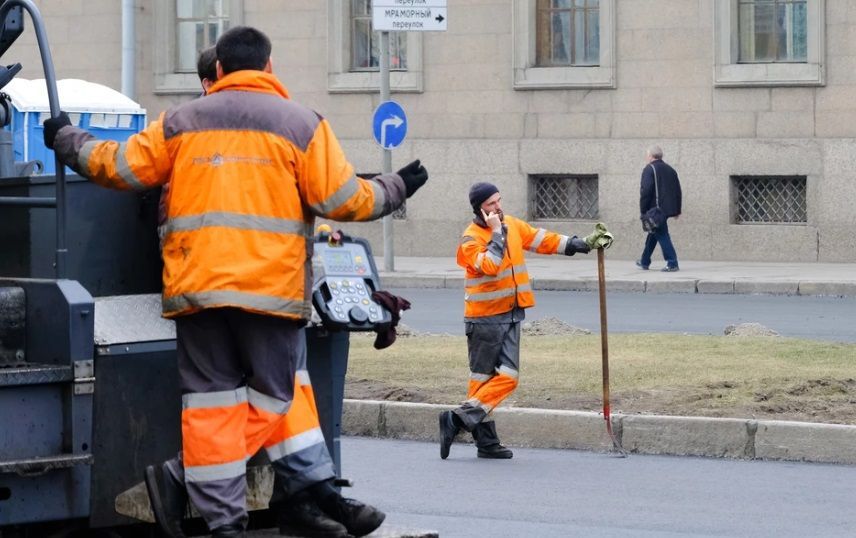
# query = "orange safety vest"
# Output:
<box><xmin>457</xmin><ymin>215</ymin><xmax>571</xmax><ymax>318</ymax></box>
<box><xmin>52</xmin><ymin>70</ymin><xmax>405</xmax><ymax>320</ymax></box>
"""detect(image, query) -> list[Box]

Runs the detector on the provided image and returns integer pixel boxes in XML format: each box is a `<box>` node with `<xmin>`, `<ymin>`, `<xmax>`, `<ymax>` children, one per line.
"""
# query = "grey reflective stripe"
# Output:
<box><xmin>114</xmin><ymin>143</ymin><xmax>148</xmax><ymax>190</ymax></box>
<box><xmin>469</xmin><ymin>372</ymin><xmax>492</xmax><ymax>382</ymax></box>
<box><xmin>461</xmin><ymin>235</ymin><xmax>476</xmax><ymax>245</ymax></box>
<box><xmin>466</xmin><ymin>267</ymin><xmax>515</xmax><ymax>286</ymax></box>
<box><xmin>474</xmin><ymin>252</ymin><xmax>485</xmax><ymax>271</ymax></box>
<box><xmin>497</xmin><ymin>365</ymin><xmax>519</xmax><ymax>379</ymax></box>
<box><xmin>466</xmin><ymin>282</ymin><xmax>533</xmax><ymax>303</ymax></box>
<box><xmin>266</xmin><ymin>427</ymin><xmax>326</xmax><ymax>462</ymax></box>
<box><xmin>464</xmin><ymin>397</ymin><xmax>493</xmax><ymax>414</ymax></box>
<box><xmin>528</xmin><ymin>228</ymin><xmax>546</xmax><ymax>251</ymax></box>
<box><xmin>247</xmin><ymin>387</ymin><xmax>291</xmax><ymax>415</ymax></box>
<box><xmin>485</xmin><ymin>250</ymin><xmax>502</xmax><ymax>266</ymax></box>
<box><xmin>311</xmin><ymin>175</ymin><xmax>358</xmax><ymax>216</ymax></box>
<box><xmin>296</xmin><ymin>369</ymin><xmax>312</xmax><ymax>386</ymax></box>
<box><xmin>185</xmin><ymin>458</ymin><xmax>248</xmax><ymax>483</ymax></box>
<box><xmin>78</xmin><ymin>140</ymin><xmax>98</xmax><ymax>174</ymax></box>
<box><xmin>369</xmin><ymin>181</ymin><xmax>387</xmax><ymax>219</ymax></box>
<box><xmin>162</xmin><ymin>212</ymin><xmax>306</xmax><ymax>236</ymax></box>
<box><xmin>163</xmin><ymin>290</ymin><xmax>310</xmax><ymax>317</ymax></box>
<box><xmin>558</xmin><ymin>235</ymin><xmax>569</xmax><ymax>254</ymax></box>
<box><xmin>182</xmin><ymin>387</ymin><xmax>248</xmax><ymax>410</ymax></box>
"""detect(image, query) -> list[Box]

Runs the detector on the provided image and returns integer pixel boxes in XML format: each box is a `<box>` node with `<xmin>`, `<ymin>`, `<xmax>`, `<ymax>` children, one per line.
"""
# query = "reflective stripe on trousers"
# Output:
<box><xmin>453</xmin><ymin>320</ymin><xmax>521</xmax><ymax>431</ymax></box>
<box><xmin>176</xmin><ymin>309</ymin><xmax>335</xmax><ymax>530</ymax></box>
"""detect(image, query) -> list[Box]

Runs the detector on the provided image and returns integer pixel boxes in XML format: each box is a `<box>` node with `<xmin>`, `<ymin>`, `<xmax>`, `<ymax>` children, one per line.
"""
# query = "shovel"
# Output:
<box><xmin>597</xmin><ymin>247</ymin><xmax>627</xmax><ymax>457</ymax></box>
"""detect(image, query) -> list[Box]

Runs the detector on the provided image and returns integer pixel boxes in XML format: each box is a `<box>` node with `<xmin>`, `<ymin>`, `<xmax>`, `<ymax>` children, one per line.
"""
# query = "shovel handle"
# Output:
<box><xmin>597</xmin><ymin>247</ymin><xmax>609</xmax><ymax>417</ymax></box>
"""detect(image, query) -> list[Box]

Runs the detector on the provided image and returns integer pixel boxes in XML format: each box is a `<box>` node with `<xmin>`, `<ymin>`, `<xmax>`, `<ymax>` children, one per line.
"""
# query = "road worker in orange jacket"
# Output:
<box><xmin>44</xmin><ymin>26</ymin><xmax>428</xmax><ymax>538</ymax></box>
<box><xmin>439</xmin><ymin>182</ymin><xmax>589</xmax><ymax>460</ymax></box>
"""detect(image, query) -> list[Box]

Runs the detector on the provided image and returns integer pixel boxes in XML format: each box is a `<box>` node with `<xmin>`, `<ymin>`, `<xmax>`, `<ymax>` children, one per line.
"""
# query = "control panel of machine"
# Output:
<box><xmin>311</xmin><ymin>230</ymin><xmax>392</xmax><ymax>331</ymax></box>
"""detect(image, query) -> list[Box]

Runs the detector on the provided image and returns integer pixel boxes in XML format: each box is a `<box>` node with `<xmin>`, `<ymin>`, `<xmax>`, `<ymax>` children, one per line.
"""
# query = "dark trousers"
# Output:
<box><xmin>640</xmin><ymin>218</ymin><xmax>679</xmax><ymax>269</ymax></box>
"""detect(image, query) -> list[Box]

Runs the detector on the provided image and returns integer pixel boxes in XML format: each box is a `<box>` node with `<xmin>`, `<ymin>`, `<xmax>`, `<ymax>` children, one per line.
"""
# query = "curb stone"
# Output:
<box><xmin>343</xmin><ymin>400</ymin><xmax>856</xmax><ymax>465</ymax></box>
<box><xmin>380</xmin><ymin>275</ymin><xmax>856</xmax><ymax>297</ymax></box>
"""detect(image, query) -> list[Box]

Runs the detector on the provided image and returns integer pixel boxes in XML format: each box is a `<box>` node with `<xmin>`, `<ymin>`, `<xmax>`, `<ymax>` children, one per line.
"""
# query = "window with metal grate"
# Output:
<box><xmin>530</xmin><ymin>175</ymin><xmax>598</xmax><ymax>220</ymax></box>
<box><xmin>733</xmin><ymin>175</ymin><xmax>806</xmax><ymax>224</ymax></box>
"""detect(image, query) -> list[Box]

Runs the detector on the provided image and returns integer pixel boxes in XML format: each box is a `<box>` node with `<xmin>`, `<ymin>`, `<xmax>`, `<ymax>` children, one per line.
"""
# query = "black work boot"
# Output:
<box><xmin>144</xmin><ymin>462</ymin><xmax>188</xmax><ymax>538</ymax></box>
<box><xmin>211</xmin><ymin>523</ymin><xmax>246</xmax><ymax>537</ymax></box>
<box><xmin>473</xmin><ymin>421</ymin><xmax>513</xmax><ymax>459</ymax></box>
<box><xmin>439</xmin><ymin>410</ymin><xmax>461</xmax><ymax>460</ymax></box>
<box><xmin>278</xmin><ymin>496</ymin><xmax>351</xmax><ymax>538</ymax></box>
<box><xmin>309</xmin><ymin>480</ymin><xmax>386</xmax><ymax>537</ymax></box>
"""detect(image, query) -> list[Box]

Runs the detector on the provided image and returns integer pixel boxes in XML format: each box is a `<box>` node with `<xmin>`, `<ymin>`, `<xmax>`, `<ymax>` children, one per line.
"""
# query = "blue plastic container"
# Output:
<box><xmin>3</xmin><ymin>78</ymin><xmax>146</xmax><ymax>174</ymax></box>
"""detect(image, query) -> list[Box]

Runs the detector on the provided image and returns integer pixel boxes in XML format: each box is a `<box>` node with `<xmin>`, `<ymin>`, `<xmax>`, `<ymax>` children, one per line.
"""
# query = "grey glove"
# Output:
<box><xmin>564</xmin><ymin>236</ymin><xmax>591</xmax><ymax>256</ymax></box>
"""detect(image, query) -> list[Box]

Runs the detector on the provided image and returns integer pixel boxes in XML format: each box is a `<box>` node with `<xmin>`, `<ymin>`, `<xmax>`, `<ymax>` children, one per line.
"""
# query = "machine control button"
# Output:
<box><xmin>361</xmin><ymin>299</ymin><xmax>370</xmax><ymax>305</ymax></box>
<box><xmin>348</xmin><ymin>306</ymin><xmax>369</xmax><ymax>325</ymax></box>
<box><xmin>336</xmin><ymin>299</ymin><xmax>343</xmax><ymax>305</ymax></box>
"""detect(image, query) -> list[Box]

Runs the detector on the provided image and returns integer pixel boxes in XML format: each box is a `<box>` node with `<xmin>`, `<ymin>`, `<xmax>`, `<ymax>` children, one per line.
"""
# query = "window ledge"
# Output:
<box><xmin>715</xmin><ymin>63</ymin><xmax>824</xmax><ymax>88</ymax></box>
<box><xmin>328</xmin><ymin>70</ymin><xmax>423</xmax><ymax>94</ymax></box>
<box><xmin>513</xmin><ymin>65</ymin><xmax>615</xmax><ymax>90</ymax></box>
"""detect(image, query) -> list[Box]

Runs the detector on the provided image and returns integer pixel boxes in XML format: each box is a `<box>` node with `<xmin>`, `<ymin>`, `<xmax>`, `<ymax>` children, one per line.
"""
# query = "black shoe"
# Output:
<box><xmin>212</xmin><ymin>524</ymin><xmax>246</xmax><ymax>537</ymax></box>
<box><xmin>144</xmin><ymin>462</ymin><xmax>188</xmax><ymax>538</ymax></box>
<box><xmin>635</xmin><ymin>260</ymin><xmax>649</xmax><ymax>270</ymax></box>
<box><xmin>477</xmin><ymin>444</ymin><xmax>514</xmax><ymax>459</ymax></box>
<box><xmin>661</xmin><ymin>265</ymin><xmax>679</xmax><ymax>272</ymax></box>
<box><xmin>279</xmin><ymin>499</ymin><xmax>351</xmax><ymax>538</ymax></box>
<box><xmin>324</xmin><ymin>497</ymin><xmax>385</xmax><ymax>537</ymax></box>
<box><xmin>439</xmin><ymin>410</ymin><xmax>459</xmax><ymax>460</ymax></box>
<box><xmin>472</xmin><ymin>421</ymin><xmax>513</xmax><ymax>459</ymax></box>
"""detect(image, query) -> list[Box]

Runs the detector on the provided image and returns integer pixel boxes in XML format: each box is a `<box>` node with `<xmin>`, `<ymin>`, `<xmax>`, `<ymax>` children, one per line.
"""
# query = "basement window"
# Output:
<box><xmin>732</xmin><ymin>175</ymin><xmax>806</xmax><ymax>224</ymax></box>
<box><xmin>530</xmin><ymin>175</ymin><xmax>598</xmax><ymax>220</ymax></box>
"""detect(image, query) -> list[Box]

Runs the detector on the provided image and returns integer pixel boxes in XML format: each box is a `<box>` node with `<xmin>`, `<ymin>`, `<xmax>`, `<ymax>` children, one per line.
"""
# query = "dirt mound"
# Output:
<box><xmin>522</xmin><ymin>317</ymin><xmax>590</xmax><ymax>336</ymax></box>
<box><xmin>345</xmin><ymin>378</ymin><xmax>432</xmax><ymax>403</ymax></box>
<box><xmin>724</xmin><ymin>322</ymin><xmax>779</xmax><ymax>337</ymax></box>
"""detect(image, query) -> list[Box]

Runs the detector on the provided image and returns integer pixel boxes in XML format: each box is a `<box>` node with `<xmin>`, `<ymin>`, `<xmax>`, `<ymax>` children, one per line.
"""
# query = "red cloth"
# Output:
<box><xmin>370</xmin><ymin>290</ymin><xmax>411</xmax><ymax>349</ymax></box>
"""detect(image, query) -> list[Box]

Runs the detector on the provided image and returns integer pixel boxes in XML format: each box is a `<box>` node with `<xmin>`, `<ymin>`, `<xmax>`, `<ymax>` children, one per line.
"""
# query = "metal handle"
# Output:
<box><xmin>0</xmin><ymin>0</ymin><xmax>67</xmax><ymax>277</ymax></box>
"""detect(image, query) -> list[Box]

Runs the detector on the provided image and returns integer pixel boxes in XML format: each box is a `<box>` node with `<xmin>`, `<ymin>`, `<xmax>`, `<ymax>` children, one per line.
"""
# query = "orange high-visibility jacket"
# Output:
<box><xmin>457</xmin><ymin>215</ymin><xmax>571</xmax><ymax>318</ymax></box>
<box><xmin>53</xmin><ymin>70</ymin><xmax>406</xmax><ymax>320</ymax></box>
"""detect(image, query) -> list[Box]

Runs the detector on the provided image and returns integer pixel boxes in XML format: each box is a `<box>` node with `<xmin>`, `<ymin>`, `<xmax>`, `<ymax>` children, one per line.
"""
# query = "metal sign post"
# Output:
<box><xmin>372</xmin><ymin>1</ymin><xmax>446</xmax><ymax>272</ymax></box>
<box><xmin>380</xmin><ymin>31</ymin><xmax>393</xmax><ymax>271</ymax></box>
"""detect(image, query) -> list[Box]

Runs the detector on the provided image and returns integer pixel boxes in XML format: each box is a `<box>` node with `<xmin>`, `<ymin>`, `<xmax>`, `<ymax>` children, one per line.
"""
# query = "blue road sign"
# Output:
<box><xmin>372</xmin><ymin>101</ymin><xmax>407</xmax><ymax>150</ymax></box>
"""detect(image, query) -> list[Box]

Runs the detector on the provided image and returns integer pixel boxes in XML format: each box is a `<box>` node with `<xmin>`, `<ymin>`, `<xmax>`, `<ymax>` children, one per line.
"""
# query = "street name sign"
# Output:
<box><xmin>372</xmin><ymin>0</ymin><xmax>447</xmax><ymax>32</ymax></box>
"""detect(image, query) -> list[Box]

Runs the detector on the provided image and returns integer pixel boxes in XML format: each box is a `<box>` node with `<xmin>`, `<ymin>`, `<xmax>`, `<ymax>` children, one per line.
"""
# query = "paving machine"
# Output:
<box><xmin>0</xmin><ymin>3</ymin><xmax>395</xmax><ymax>535</ymax></box>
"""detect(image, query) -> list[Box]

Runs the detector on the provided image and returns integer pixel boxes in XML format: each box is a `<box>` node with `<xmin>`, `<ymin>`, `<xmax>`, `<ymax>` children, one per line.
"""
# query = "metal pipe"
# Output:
<box><xmin>0</xmin><ymin>0</ymin><xmax>67</xmax><ymax>278</ymax></box>
<box><xmin>380</xmin><ymin>31</ymin><xmax>393</xmax><ymax>272</ymax></box>
<box><xmin>121</xmin><ymin>0</ymin><xmax>135</xmax><ymax>99</ymax></box>
<box><xmin>0</xmin><ymin>196</ymin><xmax>56</xmax><ymax>207</ymax></box>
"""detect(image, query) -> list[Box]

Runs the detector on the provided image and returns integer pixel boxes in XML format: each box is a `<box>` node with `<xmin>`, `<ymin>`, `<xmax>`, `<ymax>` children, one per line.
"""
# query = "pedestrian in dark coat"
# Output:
<box><xmin>637</xmin><ymin>145</ymin><xmax>682</xmax><ymax>272</ymax></box>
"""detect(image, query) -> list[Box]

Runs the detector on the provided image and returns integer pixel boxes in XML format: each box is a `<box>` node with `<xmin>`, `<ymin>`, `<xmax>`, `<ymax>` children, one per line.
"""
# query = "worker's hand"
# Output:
<box><xmin>43</xmin><ymin>112</ymin><xmax>72</xmax><ymax>150</ymax></box>
<box><xmin>396</xmin><ymin>159</ymin><xmax>429</xmax><ymax>198</ymax></box>
<box><xmin>564</xmin><ymin>236</ymin><xmax>591</xmax><ymax>256</ymax></box>
<box><xmin>481</xmin><ymin>209</ymin><xmax>502</xmax><ymax>232</ymax></box>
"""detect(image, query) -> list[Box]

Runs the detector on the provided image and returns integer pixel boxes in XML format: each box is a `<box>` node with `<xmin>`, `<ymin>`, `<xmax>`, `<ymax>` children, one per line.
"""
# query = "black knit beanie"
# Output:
<box><xmin>469</xmin><ymin>182</ymin><xmax>499</xmax><ymax>213</ymax></box>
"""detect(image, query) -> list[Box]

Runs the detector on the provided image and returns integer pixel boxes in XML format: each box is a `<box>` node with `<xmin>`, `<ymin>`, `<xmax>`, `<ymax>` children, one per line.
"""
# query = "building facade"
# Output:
<box><xmin>6</xmin><ymin>0</ymin><xmax>856</xmax><ymax>262</ymax></box>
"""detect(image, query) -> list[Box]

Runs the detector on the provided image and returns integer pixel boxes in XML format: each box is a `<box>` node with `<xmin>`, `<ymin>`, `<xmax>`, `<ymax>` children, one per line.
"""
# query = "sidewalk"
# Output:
<box><xmin>376</xmin><ymin>256</ymin><xmax>856</xmax><ymax>296</ymax></box>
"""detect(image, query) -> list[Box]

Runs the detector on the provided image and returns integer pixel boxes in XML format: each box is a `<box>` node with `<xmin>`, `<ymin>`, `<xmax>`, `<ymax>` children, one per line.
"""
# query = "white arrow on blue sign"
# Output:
<box><xmin>372</xmin><ymin>100</ymin><xmax>407</xmax><ymax>150</ymax></box>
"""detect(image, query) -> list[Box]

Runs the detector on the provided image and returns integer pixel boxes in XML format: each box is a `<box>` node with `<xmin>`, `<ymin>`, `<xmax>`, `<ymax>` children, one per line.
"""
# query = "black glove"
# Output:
<box><xmin>564</xmin><ymin>236</ymin><xmax>591</xmax><ymax>256</ymax></box>
<box><xmin>43</xmin><ymin>112</ymin><xmax>72</xmax><ymax>150</ymax></box>
<box><xmin>396</xmin><ymin>159</ymin><xmax>428</xmax><ymax>198</ymax></box>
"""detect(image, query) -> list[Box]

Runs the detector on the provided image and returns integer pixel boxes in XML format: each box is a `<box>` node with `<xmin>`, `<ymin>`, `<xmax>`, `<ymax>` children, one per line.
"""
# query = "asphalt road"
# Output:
<box><xmin>337</xmin><ymin>436</ymin><xmax>856</xmax><ymax>538</ymax></box>
<box><xmin>391</xmin><ymin>288</ymin><xmax>856</xmax><ymax>342</ymax></box>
